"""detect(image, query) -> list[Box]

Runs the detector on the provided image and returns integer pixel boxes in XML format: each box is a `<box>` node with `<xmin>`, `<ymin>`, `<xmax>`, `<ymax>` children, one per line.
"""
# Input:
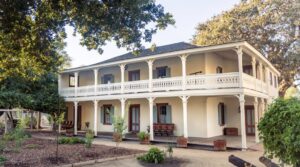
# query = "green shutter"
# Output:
<box><xmin>166</xmin><ymin>67</ymin><xmax>171</xmax><ymax>77</ymax></box>
<box><xmin>100</xmin><ymin>106</ymin><xmax>104</xmax><ymax>124</ymax></box>
<box><xmin>153</xmin><ymin>69</ymin><xmax>157</xmax><ymax>79</ymax></box>
<box><xmin>110</xmin><ymin>106</ymin><xmax>114</xmax><ymax>124</ymax></box>
<box><xmin>153</xmin><ymin>105</ymin><xmax>157</xmax><ymax>123</ymax></box>
<box><xmin>166</xmin><ymin>105</ymin><xmax>172</xmax><ymax>123</ymax></box>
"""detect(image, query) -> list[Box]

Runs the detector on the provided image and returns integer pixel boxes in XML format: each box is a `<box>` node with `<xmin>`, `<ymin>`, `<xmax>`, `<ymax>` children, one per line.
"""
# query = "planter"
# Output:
<box><xmin>140</xmin><ymin>136</ymin><xmax>150</xmax><ymax>145</ymax></box>
<box><xmin>213</xmin><ymin>140</ymin><xmax>227</xmax><ymax>151</ymax></box>
<box><xmin>66</xmin><ymin>129</ymin><xmax>74</xmax><ymax>137</ymax></box>
<box><xmin>113</xmin><ymin>132</ymin><xmax>122</xmax><ymax>142</ymax></box>
<box><xmin>176</xmin><ymin>136</ymin><xmax>188</xmax><ymax>148</ymax></box>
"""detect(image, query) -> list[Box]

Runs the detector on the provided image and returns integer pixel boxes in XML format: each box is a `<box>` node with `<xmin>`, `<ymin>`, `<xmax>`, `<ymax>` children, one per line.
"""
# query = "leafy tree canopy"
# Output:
<box><xmin>258</xmin><ymin>98</ymin><xmax>300</xmax><ymax>166</ymax></box>
<box><xmin>192</xmin><ymin>0</ymin><xmax>300</xmax><ymax>96</ymax></box>
<box><xmin>0</xmin><ymin>0</ymin><xmax>175</xmax><ymax>81</ymax></box>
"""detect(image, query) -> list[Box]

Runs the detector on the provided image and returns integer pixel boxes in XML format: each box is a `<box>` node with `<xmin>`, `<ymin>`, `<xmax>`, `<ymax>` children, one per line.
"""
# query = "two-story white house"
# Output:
<box><xmin>58</xmin><ymin>41</ymin><xmax>280</xmax><ymax>149</ymax></box>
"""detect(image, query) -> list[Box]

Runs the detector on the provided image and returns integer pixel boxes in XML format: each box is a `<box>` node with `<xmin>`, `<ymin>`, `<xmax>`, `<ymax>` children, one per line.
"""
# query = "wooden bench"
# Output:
<box><xmin>153</xmin><ymin>123</ymin><xmax>175</xmax><ymax>136</ymax></box>
<box><xmin>224</xmin><ymin>127</ymin><xmax>238</xmax><ymax>136</ymax></box>
<box><xmin>61</xmin><ymin>121</ymin><xmax>73</xmax><ymax>129</ymax></box>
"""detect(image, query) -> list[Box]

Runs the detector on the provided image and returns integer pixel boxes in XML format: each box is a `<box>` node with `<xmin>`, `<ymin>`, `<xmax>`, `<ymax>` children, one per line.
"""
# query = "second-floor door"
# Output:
<box><xmin>129</xmin><ymin>70</ymin><xmax>140</xmax><ymax>81</ymax></box>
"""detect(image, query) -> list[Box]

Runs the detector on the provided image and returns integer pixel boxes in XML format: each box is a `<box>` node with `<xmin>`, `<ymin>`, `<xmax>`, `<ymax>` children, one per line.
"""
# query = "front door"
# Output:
<box><xmin>129</xmin><ymin>105</ymin><xmax>140</xmax><ymax>132</ymax></box>
<box><xmin>245</xmin><ymin>106</ymin><xmax>255</xmax><ymax>136</ymax></box>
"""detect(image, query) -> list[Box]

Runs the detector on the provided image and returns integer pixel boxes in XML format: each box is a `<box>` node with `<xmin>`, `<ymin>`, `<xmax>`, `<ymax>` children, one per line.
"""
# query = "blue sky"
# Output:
<box><xmin>65</xmin><ymin>0</ymin><xmax>240</xmax><ymax>68</ymax></box>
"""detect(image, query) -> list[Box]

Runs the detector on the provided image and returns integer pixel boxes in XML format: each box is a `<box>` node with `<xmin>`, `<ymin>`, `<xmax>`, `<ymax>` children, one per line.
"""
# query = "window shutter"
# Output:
<box><xmin>100</xmin><ymin>106</ymin><xmax>104</xmax><ymax>124</ymax></box>
<box><xmin>166</xmin><ymin>67</ymin><xmax>171</xmax><ymax>77</ymax></box>
<box><xmin>223</xmin><ymin>105</ymin><xmax>226</xmax><ymax>125</ymax></box>
<box><xmin>111</xmin><ymin>75</ymin><xmax>115</xmax><ymax>83</ymax></box>
<box><xmin>166</xmin><ymin>105</ymin><xmax>172</xmax><ymax>123</ymax></box>
<box><xmin>110</xmin><ymin>106</ymin><xmax>115</xmax><ymax>123</ymax></box>
<box><xmin>153</xmin><ymin>105</ymin><xmax>157</xmax><ymax>123</ymax></box>
<box><xmin>101</xmin><ymin>77</ymin><xmax>104</xmax><ymax>84</ymax></box>
<box><xmin>153</xmin><ymin>69</ymin><xmax>157</xmax><ymax>79</ymax></box>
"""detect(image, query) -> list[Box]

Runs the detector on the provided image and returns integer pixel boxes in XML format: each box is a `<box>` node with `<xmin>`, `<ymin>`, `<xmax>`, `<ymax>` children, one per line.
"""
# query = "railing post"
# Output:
<box><xmin>236</xmin><ymin>47</ymin><xmax>244</xmax><ymax>88</ymax></box>
<box><xmin>74</xmin><ymin>72</ymin><xmax>78</xmax><ymax>97</ymax></box>
<box><xmin>180</xmin><ymin>54</ymin><xmax>188</xmax><ymax>90</ymax></box>
<box><xmin>147</xmin><ymin>59</ymin><xmax>154</xmax><ymax>92</ymax></box>
<box><xmin>119</xmin><ymin>64</ymin><xmax>126</xmax><ymax>94</ymax></box>
<box><xmin>94</xmin><ymin>69</ymin><xmax>98</xmax><ymax>96</ymax></box>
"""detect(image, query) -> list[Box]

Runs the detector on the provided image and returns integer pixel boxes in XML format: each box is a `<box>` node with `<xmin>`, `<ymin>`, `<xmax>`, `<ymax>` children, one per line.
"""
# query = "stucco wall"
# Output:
<box><xmin>124</xmin><ymin>62</ymin><xmax>149</xmax><ymax>81</ymax></box>
<box><xmin>186</xmin><ymin>54</ymin><xmax>205</xmax><ymax>75</ymax></box>
<box><xmin>153</xmin><ymin>57</ymin><xmax>182</xmax><ymax>77</ymax></box>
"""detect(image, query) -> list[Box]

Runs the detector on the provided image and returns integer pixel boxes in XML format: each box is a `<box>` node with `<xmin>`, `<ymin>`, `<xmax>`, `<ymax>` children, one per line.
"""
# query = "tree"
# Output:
<box><xmin>192</xmin><ymin>0</ymin><xmax>300</xmax><ymax>96</ymax></box>
<box><xmin>0</xmin><ymin>0</ymin><xmax>175</xmax><ymax>82</ymax></box>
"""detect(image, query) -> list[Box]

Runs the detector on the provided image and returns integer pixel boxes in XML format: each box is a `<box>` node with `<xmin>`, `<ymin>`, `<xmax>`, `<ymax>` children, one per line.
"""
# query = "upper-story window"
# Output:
<box><xmin>128</xmin><ymin>70</ymin><xmax>140</xmax><ymax>81</ymax></box>
<box><xmin>102</xmin><ymin>74</ymin><xmax>114</xmax><ymax>84</ymax></box>
<box><xmin>270</xmin><ymin>72</ymin><xmax>273</xmax><ymax>86</ymax></box>
<box><xmin>154</xmin><ymin>66</ymin><xmax>170</xmax><ymax>78</ymax></box>
<box><xmin>216</xmin><ymin>66</ymin><xmax>223</xmax><ymax>74</ymax></box>
<box><xmin>69</xmin><ymin>74</ymin><xmax>79</xmax><ymax>87</ymax></box>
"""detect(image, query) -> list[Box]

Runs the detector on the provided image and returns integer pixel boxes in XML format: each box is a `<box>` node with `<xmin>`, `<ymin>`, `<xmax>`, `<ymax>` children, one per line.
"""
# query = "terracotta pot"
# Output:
<box><xmin>213</xmin><ymin>140</ymin><xmax>227</xmax><ymax>151</ymax></box>
<box><xmin>113</xmin><ymin>132</ymin><xmax>122</xmax><ymax>142</ymax></box>
<box><xmin>66</xmin><ymin>129</ymin><xmax>74</xmax><ymax>137</ymax></box>
<box><xmin>176</xmin><ymin>136</ymin><xmax>188</xmax><ymax>148</ymax></box>
<box><xmin>140</xmin><ymin>136</ymin><xmax>150</xmax><ymax>145</ymax></box>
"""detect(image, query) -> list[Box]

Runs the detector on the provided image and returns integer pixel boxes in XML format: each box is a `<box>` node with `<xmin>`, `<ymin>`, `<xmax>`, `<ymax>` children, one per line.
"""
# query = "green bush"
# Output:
<box><xmin>58</xmin><ymin>137</ymin><xmax>85</xmax><ymax>144</ymax></box>
<box><xmin>3</xmin><ymin>128</ymin><xmax>31</xmax><ymax>141</ymax></box>
<box><xmin>137</xmin><ymin>147</ymin><xmax>165</xmax><ymax>164</ymax></box>
<box><xmin>137</xmin><ymin>131</ymin><xmax>149</xmax><ymax>141</ymax></box>
<box><xmin>258</xmin><ymin>98</ymin><xmax>300</xmax><ymax>166</ymax></box>
<box><xmin>0</xmin><ymin>156</ymin><xmax>6</xmax><ymax>165</ymax></box>
<box><xmin>85</xmin><ymin>129</ymin><xmax>94</xmax><ymax>148</ymax></box>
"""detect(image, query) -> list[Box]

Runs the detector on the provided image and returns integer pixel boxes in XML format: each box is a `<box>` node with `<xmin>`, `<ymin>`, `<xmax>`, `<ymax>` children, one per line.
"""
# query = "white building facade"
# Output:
<box><xmin>59</xmin><ymin>41</ymin><xmax>280</xmax><ymax>149</ymax></box>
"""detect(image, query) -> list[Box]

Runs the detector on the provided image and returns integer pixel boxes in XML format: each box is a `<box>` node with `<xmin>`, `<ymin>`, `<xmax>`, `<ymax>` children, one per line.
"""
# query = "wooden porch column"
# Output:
<box><xmin>120</xmin><ymin>98</ymin><xmax>126</xmax><ymax>119</ymax></box>
<box><xmin>180</xmin><ymin>54</ymin><xmax>188</xmax><ymax>90</ymax></box>
<box><xmin>119</xmin><ymin>64</ymin><xmax>126</xmax><ymax>94</ymax></box>
<box><xmin>259</xmin><ymin>62</ymin><xmax>263</xmax><ymax>81</ymax></box>
<box><xmin>93</xmin><ymin>100</ymin><xmax>98</xmax><ymax>136</ymax></box>
<box><xmin>236</xmin><ymin>47</ymin><xmax>244</xmax><ymax>88</ymax></box>
<box><xmin>148</xmin><ymin>97</ymin><xmax>155</xmax><ymax>140</ymax></box>
<box><xmin>254</xmin><ymin>97</ymin><xmax>259</xmax><ymax>143</ymax></box>
<box><xmin>74</xmin><ymin>101</ymin><xmax>78</xmax><ymax>135</ymax></box>
<box><xmin>74</xmin><ymin>72</ymin><xmax>79</xmax><ymax>97</ymax></box>
<box><xmin>238</xmin><ymin>94</ymin><xmax>247</xmax><ymax>150</ymax></box>
<box><xmin>147</xmin><ymin>59</ymin><xmax>154</xmax><ymax>92</ymax></box>
<box><xmin>181</xmin><ymin>96</ymin><xmax>189</xmax><ymax>138</ymax></box>
<box><xmin>251</xmin><ymin>57</ymin><xmax>257</xmax><ymax>78</ymax></box>
<box><xmin>94</xmin><ymin>69</ymin><xmax>98</xmax><ymax>95</ymax></box>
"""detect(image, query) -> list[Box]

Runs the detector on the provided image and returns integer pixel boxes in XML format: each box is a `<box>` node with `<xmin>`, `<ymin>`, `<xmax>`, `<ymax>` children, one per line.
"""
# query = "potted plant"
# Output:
<box><xmin>176</xmin><ymin>136</ymin><xmax>188</xmax><ymax>148</ymax></box>
<box><xmin>66</xmin><ymin>128</ymin><xmax>74</xmax><ymax>137</ymax></box>
<box><xmin>137</xmin><ymin>131</ymin><xmax>150</xmax><ymax>144</ymax></box>
<box><xmin>113</xmin><ymin>116</ymin><xmax>127</xmax><ymax>148</ymax></box>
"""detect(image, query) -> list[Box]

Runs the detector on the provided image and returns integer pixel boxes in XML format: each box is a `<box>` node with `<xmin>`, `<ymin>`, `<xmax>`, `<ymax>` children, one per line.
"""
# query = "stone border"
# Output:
<box><xmin>58</xmin><ymin>153</ymin><xmax>144</xmax><ymax>167</ymax></box>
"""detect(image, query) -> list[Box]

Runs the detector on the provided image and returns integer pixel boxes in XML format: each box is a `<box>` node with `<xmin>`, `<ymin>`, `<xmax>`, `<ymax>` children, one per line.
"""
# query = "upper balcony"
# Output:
<box><xmin>59</xmin><ymin>42</ymin><xmax>280</xmax><ymax>99</ymax></box>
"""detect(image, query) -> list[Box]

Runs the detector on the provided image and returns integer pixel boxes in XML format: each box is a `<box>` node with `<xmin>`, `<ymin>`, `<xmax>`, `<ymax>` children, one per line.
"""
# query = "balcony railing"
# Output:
<box><xmin>59</xmin><ymin>72</ymin><xmax>268</xmax><ymax>97</ymax></box>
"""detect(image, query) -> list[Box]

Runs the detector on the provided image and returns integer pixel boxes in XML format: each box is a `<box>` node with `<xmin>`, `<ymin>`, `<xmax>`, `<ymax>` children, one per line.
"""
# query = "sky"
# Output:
<box><xmin>65</xmin><ymin>0</ymin><xmax>240</xmax><ymax>68</ymax></box>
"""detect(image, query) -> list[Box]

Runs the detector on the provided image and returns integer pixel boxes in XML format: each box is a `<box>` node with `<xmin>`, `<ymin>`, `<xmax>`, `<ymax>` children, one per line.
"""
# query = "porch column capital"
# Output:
<box><xmin>179</xmin><ymin>54</ymin><xmax>189</xmax><ymax>62</ymax></box>
<box><xmin>180</xmin><ymin>96</ymin><xmax>190</xmax><ymax>103</ymax></box>
<box><xmin>74</xmin><ymin>101</ymin><xmax>78</xmax><ymax>106</ymax></box>
<box><xmin>147</xmin><ymin>59</ymin><xmax>155</xmax><ymax>66</ymax></box>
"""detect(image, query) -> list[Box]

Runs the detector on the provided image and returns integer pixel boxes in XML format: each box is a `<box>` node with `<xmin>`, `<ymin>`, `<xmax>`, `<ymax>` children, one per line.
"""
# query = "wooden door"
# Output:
<box><xmin>129</xmin><ymin>105</ymin><xmax>140</xmax><ymax>132</ymax></box>
<box><xmin>245</xmin><ymin>106</ymin><xmax>255</xmax><ymax>136</ymax></box>
<box><xmin>129</xmin><ymin>70</ymin><xmax>140</xmax><ymax>81</ymax></box>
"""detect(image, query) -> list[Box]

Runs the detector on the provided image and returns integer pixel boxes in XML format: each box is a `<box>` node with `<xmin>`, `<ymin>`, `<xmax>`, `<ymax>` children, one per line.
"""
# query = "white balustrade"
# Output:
<box><xmin>59</xmin><ymin>72</ymin><xmax>270</xmax><ymax>97</ymax></box>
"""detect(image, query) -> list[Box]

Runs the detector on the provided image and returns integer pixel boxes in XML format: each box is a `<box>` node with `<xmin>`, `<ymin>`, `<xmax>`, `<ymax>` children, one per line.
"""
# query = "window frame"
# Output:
<box><xmin>218</xmin><ymin>103</ymin><xmax>226</xmax><ymax>126</ymax></box>
<box><xmin>156</xmin><ymin>66</ymin><xmax>168</xmax><ymax>78</ymax></box>
<box><xmin>216</xmin><ymin>66</ymin><xmax>223</xmax><ymax>74</ymax></box>
<box><xmin>69</xmin><ymin>74</ymin><xmax>79</xmax><ymax>87</ymax></box>
<box><xmin>156</xmin><ymin>103</ymin><xmax>168</xmax><ymax>124</ymax></box>
<box><xmin>103</xmin><ymin>74</ymin><xmax>114</xmax><ymax>84</ymax></box>
<box><xmin>103</xmin><ymin>104</ymin><xmax>112</xmax><ymax>125</ymax></box>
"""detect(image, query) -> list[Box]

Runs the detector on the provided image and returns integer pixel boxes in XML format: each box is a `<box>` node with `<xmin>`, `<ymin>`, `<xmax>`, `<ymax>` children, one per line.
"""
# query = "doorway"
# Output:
<box><xmin>245</xmin><ymin>106</ymin><xmax>255</xmax><ymax>136</ymax></box>
<box><xmin>129</xmin><ymin>105</ymin><xmax>140</xmax><ymax>132</ymax></box>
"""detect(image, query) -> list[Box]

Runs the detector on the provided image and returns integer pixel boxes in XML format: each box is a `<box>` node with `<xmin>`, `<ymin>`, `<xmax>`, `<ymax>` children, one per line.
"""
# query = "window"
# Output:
<box><xmin>218</xmin><ymin>103</ymin><xmax>226</xmax><ymax>126</ymax></box>
<box><xmin>128</xmin><ymin>70</ymin><xmax>140</xmax><ymax>81</ymax></box>
<box><xmin>270</xmin><ymin>72</ymin><xmax>273</xmax><ymax>85</ymax></box>
<box><xmin>156</xmin><ymin>104</ymin><xmax>172</xmax><ymax>123</ymax></box>
<box><xmin>102</xmin><ymin>74</ymin><xmax>114</xmax><ymax>84</ymax></box>
<box><xmin>101</xmin><ymin>105</ymin><xmax>114</xmax><ymax>125</ymax></box>
<box><xmin>216</xmin><ymin>66</ymin><xmax>223</xmax><ymax>74</ymax></box>
<box><xmin>69</xmin><ymin>75</ymin><xmax>79</xmax><ymax>87</ymax></box>
<box><xmin>157</xmin><ymin>66</ymin><xmax>167</xmax><ymax>78</ymax></box>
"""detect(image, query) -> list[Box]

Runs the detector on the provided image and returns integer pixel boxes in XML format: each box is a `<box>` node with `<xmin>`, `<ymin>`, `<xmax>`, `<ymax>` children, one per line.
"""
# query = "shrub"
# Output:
<box><xmin>58</xmin><ymin>137</ymin><xmax>85</xmax><ymax>144</ymax></box>
<box><xmin>0</xmin><ymin>156</ymin><xmax>6</xmax><ymax>165</ymax></box>
<box><xmin>3</xmin><ymin>128</ymin><xmax>31</xmax><ymax>141</ymax></box>
<box><xmin>258</xmin><ymin>98</ymin><xmax>300</xmax><ymax>166</ymax></box>
<box><xmin>137</xmin><ymin>147</ymin><xmax>165</xmax><ymax>164</ymax></box>
<box><xmin>137</xmin><ymin>131</ymin><xmax>149</xmax><ymax>141</ymax></box>
<box><xmin>0</xmin><ymin>140</ymin><xmax>6</xmax><ymax>152</ymax></box>
<box><xmin>85</xmin><ymin>129</ymin><xmax>94</xmax><ymax>148</ymax></box>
